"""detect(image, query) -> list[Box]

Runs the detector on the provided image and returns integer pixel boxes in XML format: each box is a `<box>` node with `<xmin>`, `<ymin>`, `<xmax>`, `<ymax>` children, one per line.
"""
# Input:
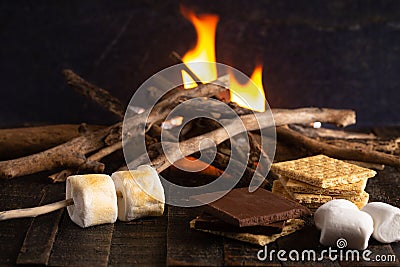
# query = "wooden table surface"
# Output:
<box><xmin>0</xmin><ymin>129</ymin><xmax>399</xmax><ymax>266</ymax></box>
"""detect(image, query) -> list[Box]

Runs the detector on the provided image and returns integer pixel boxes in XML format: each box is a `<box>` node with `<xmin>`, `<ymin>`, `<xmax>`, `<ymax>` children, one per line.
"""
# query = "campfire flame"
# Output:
<box><xmin>229</xmin><ymin>64</ymin><xmax>266</xmax><ymax>112</ymax></box>
<box><xmin>180</xmin><ymin>6</ymin><xmax>218</xmax><ymax>89</ymax></box>
<box><xmin>180</xmin><ymin>5</ymin><xmax>266</xmax><ymax>112</ymax></box>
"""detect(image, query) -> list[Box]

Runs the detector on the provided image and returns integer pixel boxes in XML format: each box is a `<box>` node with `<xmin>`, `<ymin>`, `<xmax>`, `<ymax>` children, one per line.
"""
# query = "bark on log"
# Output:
<box><xmin>0</xmin><ymin>124</ymin><xmax>105</xmax><ymax>160</ymax></box>
<box><xmin>277</xmin><ymin>126</ymin><xmax>400</xmax><ymax>168</ymax></box>
<box><xmin>290</xmin><ymin>124</ymin><xmax>376</xmax><ymax>140</ymax></box>
<box><xmin>127</xmin><ymin>108</ymin><xmax>356</xmax><ymax>173</ymax></box>
<box><xmin>0</xmin><ymin>82</ymin><xmax>228</xmax><ymax>180</ymax></box>
<box><xmin>63</xmin><ymin>69</ymin><xmax>125</xmax><ymax>119</ymax></box>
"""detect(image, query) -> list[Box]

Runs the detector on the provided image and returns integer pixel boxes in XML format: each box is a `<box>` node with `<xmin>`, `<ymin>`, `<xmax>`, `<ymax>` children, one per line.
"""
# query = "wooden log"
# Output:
<box><xmin>63</xmin><ymin>69</ymin><xmax>125</xmax><ymax>119</ymax></box>
<box><xmin>129</xmin><ymin>108</ymin><xmax>356</xmax><ymax>174</ymax></box>
<box><xmin>0</xmin><ymin>126</ymin><xmax>110</xmax><ymax>179</ymax></box>
<box><xmin>290</xmin><ymin>124</ymin><xmax>376</xmax><ymax>140</ymax></box>
<box><xmin>277</xmin><ymin>126</ymin><xmax>400</xmax><ymax>168</ymax></box>
<box><xmin>0</xmin><ymin>124</ymin><xmax>105</xmax><ymax>160</ymax></box>
<box><xmin>49</xmin><ymin>142</ymin><xmax>123</xmax><ymax>183</ymax></box>
<box><xmin>0</xmin><ymin>82</ymin><xmax>227</xmax><ymax>180</ymax></box>
<box><xmin>327</xmin><ymin>139</ymin><xmax>400</xmax><ymax>155</ymax></box>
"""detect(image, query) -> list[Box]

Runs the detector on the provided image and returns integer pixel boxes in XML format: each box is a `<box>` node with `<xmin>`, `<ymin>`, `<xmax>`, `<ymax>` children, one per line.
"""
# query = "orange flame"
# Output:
<box><xmin>180</xmin><ymin>6</ymin><xmax>266</xmax><ymax>112</ymax></box>
<box><xmin>180</xmin><ymin>6</ymin><xmax>218</xmax><ymax>89</ymax></box>
<box><xmin>229</xmin><ymin>65</ymin><xmax>266</xmax><ymax>112</ymax></box>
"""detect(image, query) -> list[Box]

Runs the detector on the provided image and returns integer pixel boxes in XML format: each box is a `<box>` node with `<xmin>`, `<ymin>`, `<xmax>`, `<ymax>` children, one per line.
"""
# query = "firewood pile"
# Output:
<box><xmin>0</xmin><ymin>64</ymin><xmax>399</xmax><ymax>189</ymax></box>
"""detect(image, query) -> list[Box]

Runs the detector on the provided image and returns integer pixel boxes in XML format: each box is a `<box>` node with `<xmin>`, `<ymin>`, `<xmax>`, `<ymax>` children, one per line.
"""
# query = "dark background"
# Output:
<box><xmin>1</xmin><ymin>0</ymin><xmax>400</xmax><ymax>128</ymax></box>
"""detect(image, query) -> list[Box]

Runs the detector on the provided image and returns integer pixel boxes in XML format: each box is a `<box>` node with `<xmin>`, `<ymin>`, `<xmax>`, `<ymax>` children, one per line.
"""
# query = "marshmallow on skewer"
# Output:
<box><xmin>362</xmin><ymin>202</ymin><xmax>400</xmax><ymax>243</ymax></box>
<box><xmin>112</xmin><ymin>165</ymin><xmax>165</xmax><ymax>221</ymax></box>
<box><xmin>66</xmin><ymin>174</ymin><xmax>118</xmax><ymax>228</ymax></box>
<box><xmin>314</xmin><ymin>199</ymin><xmax>373</xmax><ymax>250</ymax></box>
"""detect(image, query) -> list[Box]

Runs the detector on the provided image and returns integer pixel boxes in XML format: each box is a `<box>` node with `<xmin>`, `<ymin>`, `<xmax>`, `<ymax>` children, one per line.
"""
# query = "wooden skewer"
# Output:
<box><xmin>0</xmin><ymin>191</ymin><xmax>124</xmax><ymax>221</ymax></box>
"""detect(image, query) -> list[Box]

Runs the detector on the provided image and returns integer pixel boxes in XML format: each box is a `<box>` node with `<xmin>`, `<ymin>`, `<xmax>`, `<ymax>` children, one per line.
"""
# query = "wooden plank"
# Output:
<box><xmin>48</xmin><ymin>213</ymin><xmax>114</xmax><ymax>266</ymax></box>
<box><xmin>276</xmin><ymin>223</ymin><xmax>340</xmax><ymax>266</ymax></box>
<box><xmin>0</xmin><ymin>174</ymin><xmax>47</xmax><ymax>265</ymax></box>
<box><xmin>223</xmin><ymin>239</ymin><xmax>281</xmax><ymax>266</ymax></box>
<box><xmin>390</xmin><ymin>242</ymin><xmax>400</xmax><ymax>264</ymax></box>
<box><xmin>166</xmin><ymin>206</ymin><xmax>224</xmax><ymax>266</ymax></box>
<box><xmin>108</xmin><ymin>214</ymin><xmax>168</xmax><ymax>266</ymax></box>
<box><xmin>16</xmin><ymin>182</ymin><xmax>65</xmax><ymax>265</ymax></box>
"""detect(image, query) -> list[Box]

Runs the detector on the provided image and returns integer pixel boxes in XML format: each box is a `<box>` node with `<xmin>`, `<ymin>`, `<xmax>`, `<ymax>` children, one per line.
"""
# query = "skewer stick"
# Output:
<box><xmin>0</xmin><ymin>191</ymin><xmax>123</xmax><ymax>221</ymax></box>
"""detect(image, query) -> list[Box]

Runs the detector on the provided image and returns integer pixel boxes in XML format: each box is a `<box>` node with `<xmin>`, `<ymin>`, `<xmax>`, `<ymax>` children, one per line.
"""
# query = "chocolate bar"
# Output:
<box><xmin>192</xmin><ymin>213</ymin><xmax>284</xmax><ymax>235</ymax></box>
<box><xmin>192</xmin><ymin>187</ymin><xmax>310</xmax><ymax>227</ymax></box>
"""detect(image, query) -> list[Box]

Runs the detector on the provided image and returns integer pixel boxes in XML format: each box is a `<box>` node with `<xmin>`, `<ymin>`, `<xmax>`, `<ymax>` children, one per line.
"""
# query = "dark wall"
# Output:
<box><xmin>1</xmin><ymin>0</ymin><xmax>400</xmax><ymax>127</ymax></box>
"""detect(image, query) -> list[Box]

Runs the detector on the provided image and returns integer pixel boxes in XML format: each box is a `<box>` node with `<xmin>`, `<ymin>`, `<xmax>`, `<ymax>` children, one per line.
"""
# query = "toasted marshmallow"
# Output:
<box><xmin>112</xmin><ymin>165</ymin><xmax>165</xmax><ymax>221</ymax></box>
<box><xmin>314</xmin><ymin>199</ymin><xmax>373</xmax><ymax>250</ymax></box>
<box><xmin>363</xmin><ymin>202</ymin><xmax>400</xmax><ymax>243</ymax></box>
<box><xmin>66</xmin><ymin>174</ymin><xmax>118</xmax><ymax>228</ymax></box>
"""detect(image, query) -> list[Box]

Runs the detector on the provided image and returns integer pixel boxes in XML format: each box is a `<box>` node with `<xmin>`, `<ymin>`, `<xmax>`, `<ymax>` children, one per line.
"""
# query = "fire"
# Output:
<box><xmin>229</xmin><ymin>65</ymin><xmax>266</xmax><ymax>112</ymax></box>
<box><xmin>180</xmin><ymin>6</ymin><xmax>218</xmax><ymax>89</ymax></box>
<box><xmin>180</xmin><ymin>6</ymin><xmax>266</xmax><ymax>112</ymax></box>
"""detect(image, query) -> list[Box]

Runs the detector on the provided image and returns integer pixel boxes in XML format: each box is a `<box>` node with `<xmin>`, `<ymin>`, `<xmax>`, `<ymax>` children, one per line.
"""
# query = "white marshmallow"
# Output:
<box><xmin>314</xmin><ymin>199</ymin><xmax>373</xmax><ymax>250</ymax></box>
<box><xmin>66</xmin><ymin>174</ymin><xmax>118</xmax><ymax>228</ymax></box>
<box><xmin>362</xmin><ymin>202</ymin><xmax>400</xmax><ymax>243</ymax></box>
<box><xmin>112</xmin><ymin>165</ymin><xmax>165</xmax><ymax>221</ymax></box>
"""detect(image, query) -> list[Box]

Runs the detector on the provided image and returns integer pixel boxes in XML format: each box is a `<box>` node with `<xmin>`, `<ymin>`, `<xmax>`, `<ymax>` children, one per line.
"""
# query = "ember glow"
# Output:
<box><xmin>180</xmin><ymin>6</ymin><xmax>218</xmax><ymax>89</ymax></box>
<box><xmin>180</xmin><ymin>6</ymin><xmax>266</xmax><ymax>112</ymax></box>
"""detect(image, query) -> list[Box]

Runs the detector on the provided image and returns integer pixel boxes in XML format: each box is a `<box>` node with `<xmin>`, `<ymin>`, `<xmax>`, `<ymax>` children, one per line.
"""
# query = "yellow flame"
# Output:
<box><xmin>229</xmin><ymin>65</ymin><xmax>266</xmax><ymax>112</ymax></box>
<box><xmin>180</xmin><ymin>6</ymin><xmax>218</xmax><ymax>89</ymax></box>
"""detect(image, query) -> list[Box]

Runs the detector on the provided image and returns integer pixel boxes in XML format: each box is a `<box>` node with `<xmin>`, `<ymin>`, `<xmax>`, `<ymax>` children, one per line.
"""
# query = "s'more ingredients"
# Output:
<box><xmin>362</xmin><ymin>202</ymin><xmax>400</xmax><ymax>243</ymax></box>
<box><xmin>66</xmin><ymin>174</ymin><xmax>118</xmax><ymax>228</ymax></box>
<box><xmin>314</xmin><ymin>199</ymin><xmax>373</xmax><ymax>250</ymax></box>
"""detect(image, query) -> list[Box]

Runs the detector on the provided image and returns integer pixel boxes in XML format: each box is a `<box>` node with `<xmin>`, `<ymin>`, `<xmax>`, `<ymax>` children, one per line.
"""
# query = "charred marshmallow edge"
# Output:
<box><xmin>314</xmin><ymin>199</ymin><xmax>373</xmax><ymax>250</ymax></box>
<box><xmin>112</xmin><ymin>165</ymin><xmax>165</xmax><ymax>221</ymax></box>
<box><xmin>362</xmin><ymin>202</ymin><xmax>400</xmax><ymax>243</ymax></box>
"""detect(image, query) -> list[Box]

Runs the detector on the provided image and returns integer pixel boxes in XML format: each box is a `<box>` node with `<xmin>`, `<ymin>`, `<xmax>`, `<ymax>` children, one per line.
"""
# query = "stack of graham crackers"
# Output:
<box><xmin>271</xmin><ymin>155</ymin><xmax>376</xmax><ymax>211</ymax></box>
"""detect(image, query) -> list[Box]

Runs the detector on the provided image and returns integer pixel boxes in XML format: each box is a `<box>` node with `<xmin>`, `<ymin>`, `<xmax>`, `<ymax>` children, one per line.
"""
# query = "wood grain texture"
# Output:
<box><xmin>48</xmin><ymin>214</ymin><xmax>114</xmax><ymax>266</ymax></box>
<box><xmin>223</xmin><ymin>239</ymin><xmax>281</xmax><ymax>266</ymax></box>
<box><xmin>109</xmin><ymin>215</ymin><xmax>168</xmax><ymax>266</ymax></box>
<box><xmin>0</xmin><ymin>124</ymin><xmax>105</xmax><ymax>160</ymax></box>
<box><xmin>166</xmin><ymin>206</ymin><xmax>224</xmax><ymax>266</ymax></box>
<box><xmin>16</xmin><ymin>182</ymin><xmax>65</xmax><ymax>265</ymax></box>
<box><xmin>0</xmin><ymin>175</ymin><xmax>47</xmax><ymax>265</ymax></box>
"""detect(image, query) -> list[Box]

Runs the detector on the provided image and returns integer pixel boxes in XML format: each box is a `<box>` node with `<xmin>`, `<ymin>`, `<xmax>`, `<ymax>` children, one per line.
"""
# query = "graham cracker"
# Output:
<box><xmin>190</xmin><ymin>218</ymin><xmax>304</xmax><ymax>246</ymax></box>
<box><xmin>280</xmin><ymin>175</ymin><xmax>368</xmax><ymax>195</ymax></box>
<box><xmin>271</xmin><ymin>155</ymin><xmax>376</xmax><ymax>188</ymax></box>
<box><xmin>273</xmin><ymin>180</ymin><xmax>369</xmax><ymax>210</ymax></box>
<box><xmin>271</xmin><ymin>180</ymin><xmax>294</xmax><ymax>200</ymax></box>
<box><xmin>292</xmin><ymin>191</ymin><xmax>369</xmax><ymax>204</ymax></box>
<box><xmin>302</xmin><ymin>197</ymin><xmax>368</xmax><ymax>210</ymax></box>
